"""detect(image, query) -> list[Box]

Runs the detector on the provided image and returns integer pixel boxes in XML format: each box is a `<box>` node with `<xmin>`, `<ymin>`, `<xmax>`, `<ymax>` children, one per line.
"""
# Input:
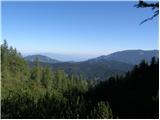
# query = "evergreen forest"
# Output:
<box><xmin>1</xmin><ymin>40</ymin><xmax>159</xmax><ymax>119</ymax></box>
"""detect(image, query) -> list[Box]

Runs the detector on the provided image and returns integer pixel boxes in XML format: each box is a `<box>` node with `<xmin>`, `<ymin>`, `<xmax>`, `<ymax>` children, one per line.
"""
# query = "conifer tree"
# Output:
<box><xmin>41</xmin><ymin>67</ymin><xmax>53</xmax><ymax>89</ymax></box>
<box><xmin>30</xmin><ymin>58</ymin><xmax>42</xmax><ymax>84</ymax></box>
<box><xmin>90</xmin><ymin>101</ymin><xmax>113</xmax><ymax>119</ymax></box>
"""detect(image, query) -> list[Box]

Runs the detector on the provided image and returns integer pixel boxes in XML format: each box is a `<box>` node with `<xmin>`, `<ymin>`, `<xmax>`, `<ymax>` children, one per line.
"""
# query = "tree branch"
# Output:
<box><xmin>135</xmin><ymin>0</ymin><xmax>159</xmax><ymax>25</ymax></box>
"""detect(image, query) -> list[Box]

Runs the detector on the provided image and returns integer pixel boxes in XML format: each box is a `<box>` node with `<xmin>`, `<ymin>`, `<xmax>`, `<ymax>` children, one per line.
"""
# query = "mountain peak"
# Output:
<box><xmin>24</xmin><ymin>54</ymin><xmax>61</xmax><ymax>63</ymax></box>
<box><xmin>89</xmin><ymin>50</ymin><xmax>159</xmax><ymax>65</ymax></box>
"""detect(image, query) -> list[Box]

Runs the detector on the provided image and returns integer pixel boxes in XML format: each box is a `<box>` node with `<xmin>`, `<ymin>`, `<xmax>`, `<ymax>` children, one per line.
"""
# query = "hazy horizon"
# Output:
<box><xmin>21</xmin><ymin>49</ymin><xmax>159</xmax><ymax>62</ymax></box>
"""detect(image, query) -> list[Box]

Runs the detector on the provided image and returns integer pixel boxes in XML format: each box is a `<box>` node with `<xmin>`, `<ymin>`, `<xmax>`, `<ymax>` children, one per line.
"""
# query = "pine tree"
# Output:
<box><xmin>30</xmin><ymin>58</ymin><xmax>42</xmax><ymax>84</ymax></box>
<box><xmin>41</xmin><ymin>67</ymin><xmax>53</xmax><ymax>89</ymax></box>
<box><xmin>54</xmin><ymin>70</ymin><xmax>66</xmax><ymax>90</ymax></box>
<box><xmin>90</xmin><ymin>101</ymin><xmax>113</xmax><ymax>119</ymax></box>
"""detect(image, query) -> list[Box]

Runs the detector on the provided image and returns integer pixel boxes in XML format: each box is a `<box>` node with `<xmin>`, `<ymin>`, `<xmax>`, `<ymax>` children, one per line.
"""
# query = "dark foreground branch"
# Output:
<box><xmin>135</xmin><ymin>0</ymin><xmax>159</xmax><ymax>25</ymax></box>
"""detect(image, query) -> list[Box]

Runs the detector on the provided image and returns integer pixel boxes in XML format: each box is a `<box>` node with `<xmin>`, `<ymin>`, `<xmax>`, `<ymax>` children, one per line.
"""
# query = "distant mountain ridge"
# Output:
<box><xmin>22</xmin><ymin>52</ymin><xmax>98</xmax><ymax>62</ymax></box>
<box><xmin>24</xmin><ymin>55</ymin><xmax>61</xmax><ymax>64</ymax></box>
<box><xmin>89</xmin><ymin>50</ymin><xmax>159</xmax><ymax>65</ymax></box>
<box><xmin>27</xmin><ymin>59</ymin><xmax>133</xmax><ymax>81</ymax></box>
<box><xmin>25</xmin><ymin>50</ymin><xmax>159</xmax><ymax>80</ymax></box>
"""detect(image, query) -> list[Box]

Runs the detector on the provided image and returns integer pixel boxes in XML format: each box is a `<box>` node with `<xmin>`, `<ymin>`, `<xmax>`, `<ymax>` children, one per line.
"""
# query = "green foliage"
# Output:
<box><xmin>1</xmin><ymin>40</ymin><xmax>159</xmax><ymax>119</ymax></box>
<box><xmin>88</xmin><ymin>56</ymin><xmax>159</xmax><ymax>119</ymax></box>
<box><xmin>1</xmin><ymin>40</ymin><xmax>30</xmax><ymax>99</ymax></box>
<box><xmin>30</xmin><ymin>59</ymin><xmax>42</xmax><ymax>83</ymax></box>
<box><xmin>1</xmin><ymin>40</ymin><xmax>90</xmax><ymax>118</ymax></box>
<box><xmin>90</xmin><ymin>101</ymin><xmax>113</xmax><ymax>119</ymax></box>
<box><xmin>41</xmin><ymin>67</ymin><xmax>53</xmax><ymax>89</ymax></box>
<box><xmin>1</xmin><ymin>40</ymin><xmax>29</xmax><ymax>83</ymax></box>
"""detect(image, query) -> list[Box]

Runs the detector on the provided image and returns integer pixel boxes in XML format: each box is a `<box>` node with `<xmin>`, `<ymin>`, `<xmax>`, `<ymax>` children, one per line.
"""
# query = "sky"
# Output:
<box><xmin>2</xmin><ymin>1</ymin><xmax>159</xmax><ymax>56</ymax></box>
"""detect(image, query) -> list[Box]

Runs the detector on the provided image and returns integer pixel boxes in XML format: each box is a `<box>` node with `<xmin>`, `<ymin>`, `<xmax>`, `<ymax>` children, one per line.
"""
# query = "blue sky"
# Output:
<box><xmin>2</xmin><ymin>1</ymin><xmax>159</xmax><ymax>56</ymax></box>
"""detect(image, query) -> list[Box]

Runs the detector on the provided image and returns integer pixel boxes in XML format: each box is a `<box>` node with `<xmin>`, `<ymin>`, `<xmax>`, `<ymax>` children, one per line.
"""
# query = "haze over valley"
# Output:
<box><xmin>24</xmin><ymin>49</ymin><xmax>159</xmax><ymax>80</ymax></box>
<box><xmin>2</xmin><ymin>1</ymin><xmax>159</xmax><ymax>119</ymax></box>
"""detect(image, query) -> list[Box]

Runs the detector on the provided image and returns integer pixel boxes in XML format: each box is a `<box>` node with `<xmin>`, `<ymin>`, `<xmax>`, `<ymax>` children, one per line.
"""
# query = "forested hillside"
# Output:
<box><xmin>27</xmin><ymin>59</ymin><xmax>133</xmax><ymax>81</ymax></box>
<box><xmin>25</xmin><ymin>49</ymin><xmax>158</xmax><ymax>81</ymax></box>
<box><xmin>1</xmin><ymin>41</ymin><xmax>159</xmax><ymax>119</ymax></box>
<box><xmin>90</xmin><ymin>50</ymin><xmax>159</xmax><ymax>65</ymax></box>
<box><xmin>24</xmin><ymin>55</ymin><xmax>61</xmax><ymax>63</ymax></box>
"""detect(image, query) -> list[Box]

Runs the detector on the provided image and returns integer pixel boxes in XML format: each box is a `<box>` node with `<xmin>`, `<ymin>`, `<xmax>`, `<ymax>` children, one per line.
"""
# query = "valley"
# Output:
<box><xmin>24</xmin><ymin>50</ymin><xmax>158</xmax><ymax>80</ymax></box>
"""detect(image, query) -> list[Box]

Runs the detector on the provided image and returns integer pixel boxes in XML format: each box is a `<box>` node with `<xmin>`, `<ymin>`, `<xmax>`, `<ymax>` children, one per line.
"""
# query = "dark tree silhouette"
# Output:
<box><xmin>135</xmin><ymin>0</ymin><xmax>159</xmax><ymax>25</ymax></box>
